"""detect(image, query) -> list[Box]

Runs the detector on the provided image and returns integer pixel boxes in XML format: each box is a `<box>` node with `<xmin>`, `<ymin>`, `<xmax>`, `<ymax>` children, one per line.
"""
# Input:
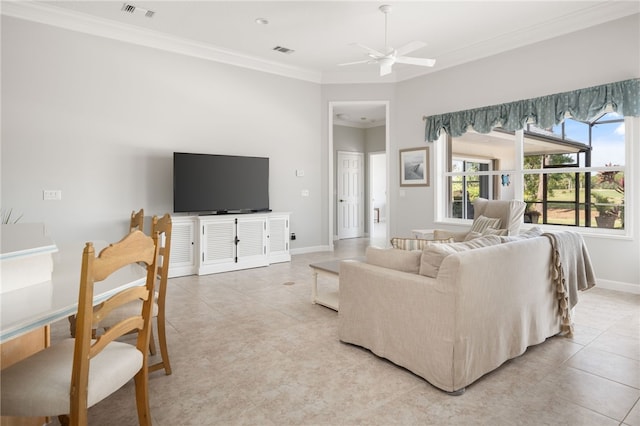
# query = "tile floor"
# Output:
<box><xmin>47</xmin><ymin>237</ymin><xmax>640</xmax><ymax>425</ymax></box>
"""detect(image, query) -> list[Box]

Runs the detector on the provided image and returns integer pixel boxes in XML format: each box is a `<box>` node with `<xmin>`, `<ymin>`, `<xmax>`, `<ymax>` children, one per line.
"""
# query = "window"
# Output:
<box><xmin>450</xmin><ymin>158</ymin><xmax>492</xmax><ymax>219</ymax></box>
<box><xmin>439</xmin><ymin>113</ymin><xmax>631</xmax><ymax>232</ymax></box>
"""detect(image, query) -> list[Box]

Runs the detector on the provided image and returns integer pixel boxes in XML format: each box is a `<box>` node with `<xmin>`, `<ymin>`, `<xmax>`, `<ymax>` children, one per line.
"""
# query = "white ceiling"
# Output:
<box><xmin>4</xmin><ymin>1</ymin><xmax>638</xmax><ymax>124</ymax></box>
<box><xmin>13</xmin><ymin>1</ymin><xmax>639</xmax><ymax>85</ymax></box>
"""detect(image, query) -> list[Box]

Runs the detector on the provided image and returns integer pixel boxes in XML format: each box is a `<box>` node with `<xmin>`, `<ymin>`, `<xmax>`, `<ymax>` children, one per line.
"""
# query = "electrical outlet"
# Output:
<box><xmin>290</xmin><ymin>233</ymin><xmax>296</xmax><ymax>240</ymax></box>
<box><xmin>43</xmin><ymin>190</ymin><xmax>62</xmax><ymax>201</ymax></box>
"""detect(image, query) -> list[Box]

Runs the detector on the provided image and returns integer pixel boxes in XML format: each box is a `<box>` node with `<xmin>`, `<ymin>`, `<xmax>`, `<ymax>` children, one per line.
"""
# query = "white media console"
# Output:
<box><xmin>168</xmin><ymin>212</ymin><xmax>290</xmax><ymax>278</ymax></box>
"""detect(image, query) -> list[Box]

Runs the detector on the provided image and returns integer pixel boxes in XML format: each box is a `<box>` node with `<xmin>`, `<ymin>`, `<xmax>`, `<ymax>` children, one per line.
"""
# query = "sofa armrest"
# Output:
<box><xmin>437</xmin><ymin>237</ymin><xmax>561</xmax><ymax>388</ymax></box>
<box><xmin>338</xmin><ymin>260</ymin><xmax>457</xmax><ymax>390</ymax></box>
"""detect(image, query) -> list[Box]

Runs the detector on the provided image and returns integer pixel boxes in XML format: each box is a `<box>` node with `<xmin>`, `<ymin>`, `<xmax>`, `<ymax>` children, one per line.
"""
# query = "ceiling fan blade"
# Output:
<box><xmin>351</xmin><ymin>43</ymin><xmax>385</xmax><ymax>58</ymax></box>
<box><xmin>395</xmin><ymin>56</ymin><xmax>436</xmax><ymax>67</ymax></box>
<box><xmin>395</xmin><ymin>41</ymin><xmax>427</xmax><ymax>57</ymax></box>
<box><xmin>338</xmin><ymin>59</ymin><xmax>372</xmax><ymax>67</ymax></box>
<box><xmin>379</xmin><ymin>63</ymin><xmax>393</xmax><ymax>76</ymax></box>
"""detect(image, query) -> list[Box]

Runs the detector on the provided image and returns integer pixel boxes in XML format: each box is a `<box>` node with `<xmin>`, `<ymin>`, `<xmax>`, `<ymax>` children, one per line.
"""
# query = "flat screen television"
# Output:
<box><xmin>173</xmin><ymin>152</ymin><xmax>270</xmax><ymax>214</ymax></box>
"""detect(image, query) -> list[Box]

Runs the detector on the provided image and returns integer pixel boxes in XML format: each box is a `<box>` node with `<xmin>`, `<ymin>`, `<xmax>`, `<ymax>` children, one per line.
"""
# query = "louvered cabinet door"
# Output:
<box><xmin>236</xmin><ymin>216</ymin><xmax>268</xmax><ymax>264</ymax></box>
<box><xmin>267</xmin><ymin>214</ymin><xmax>291</xmax><ymax>264</ymax></box>
<box><xmin>201</xmin><ymin>218</ymin><xmax>236</xmax><ymax>266</ymax></box>
<box><xmin>168</xmin><ymin>216</ymin><xmax>197</xmax><ymax>278</ymax></box>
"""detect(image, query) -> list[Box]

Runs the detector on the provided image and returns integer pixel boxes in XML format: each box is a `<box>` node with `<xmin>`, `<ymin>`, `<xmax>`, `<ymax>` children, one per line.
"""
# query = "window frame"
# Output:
<box><xmin>434</xmin><ymin>116</ymin><xmax>636</xmax><ymax>239</ymax></box>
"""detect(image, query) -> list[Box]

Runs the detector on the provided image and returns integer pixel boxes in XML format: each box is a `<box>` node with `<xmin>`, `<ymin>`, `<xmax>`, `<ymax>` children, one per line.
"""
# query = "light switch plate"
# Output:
<box><xmin>43</xmin><ymin>190</ymin><xmax>62</xmax><ymax>200</ymax></box>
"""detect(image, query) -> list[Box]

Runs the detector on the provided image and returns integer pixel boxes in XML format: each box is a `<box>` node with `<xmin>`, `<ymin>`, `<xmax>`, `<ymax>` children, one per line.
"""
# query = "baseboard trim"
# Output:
<box><xmin>596</xmin><ymin>278</ymin><xmax>640</xmax><ymax>294</ymax></box>
<box><xmin>290</xmin><ymin>245</ymin><xmax>332</xmax><ymax>255</ymax></box>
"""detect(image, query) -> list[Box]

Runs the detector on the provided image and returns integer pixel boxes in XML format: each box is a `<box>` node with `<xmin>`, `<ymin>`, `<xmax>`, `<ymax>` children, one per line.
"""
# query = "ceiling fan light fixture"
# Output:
<box><xmin>338</xmin><ymin>4</ymin><xmax>436</xmax><ymax>76</ymax></box>
<box><xmin>377</xmin><ymin>57</ymin><xmax>394</xmax><ymax>67</ymax></box>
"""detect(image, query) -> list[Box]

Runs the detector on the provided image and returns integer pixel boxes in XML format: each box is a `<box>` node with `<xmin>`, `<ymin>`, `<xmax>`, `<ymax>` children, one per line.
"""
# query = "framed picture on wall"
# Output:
<box><xmin>400</xmin><ymin>147</ymin><xmax>429</xmax><ymax>187</ymax></box>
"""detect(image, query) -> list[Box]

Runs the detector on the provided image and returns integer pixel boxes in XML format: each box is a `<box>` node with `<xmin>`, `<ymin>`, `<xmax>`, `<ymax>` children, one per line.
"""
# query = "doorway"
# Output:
<box><xmin>337</xmin><ymin>151</ymin><xmax>364</xmax><ymax>239</ymax></box>
<box><xmin>329</xmin><ymin>101</ymin><xmax>389</xmax><ymax>247</ymax></box>
<box><xmin>369</xmin><ymin>152</ymin><xmax>387</xmax><ymax>246</ymax></box>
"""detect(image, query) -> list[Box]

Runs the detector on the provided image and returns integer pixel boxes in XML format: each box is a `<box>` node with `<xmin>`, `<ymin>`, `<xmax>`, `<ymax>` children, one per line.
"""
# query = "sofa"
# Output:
<box><xmin>338</xmin><ymin>229</ymin><xmax>596</xmax><ymax>394</ymax></box>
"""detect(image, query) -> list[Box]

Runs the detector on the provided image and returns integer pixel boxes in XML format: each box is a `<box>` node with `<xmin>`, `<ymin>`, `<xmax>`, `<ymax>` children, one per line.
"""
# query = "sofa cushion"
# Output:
<box><xmin>390</xmin><ymin>237</ymin><xmax>454</xmax><ymax>250</ymax></box>
<box><xmin>366</xmin><ymin>247</ymin><xmax>422</xmax><ymax>274</ymax></box>
<box><xmin>419</xmin><ymin>235</ymin><xmax>503</xmax><ymax>278</ymax></box>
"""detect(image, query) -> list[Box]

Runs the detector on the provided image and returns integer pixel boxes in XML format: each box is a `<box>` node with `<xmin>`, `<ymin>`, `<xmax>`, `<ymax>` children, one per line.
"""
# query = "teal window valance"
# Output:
<box><xmin>424</xmin><ymin>78</ymin><xmax>640</xmax><ymax>142</ymax></box>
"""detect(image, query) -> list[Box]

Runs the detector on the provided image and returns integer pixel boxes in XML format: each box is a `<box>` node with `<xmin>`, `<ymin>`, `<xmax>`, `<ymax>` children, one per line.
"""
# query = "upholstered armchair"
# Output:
<box><xmin>434</xmin><ymin>198</ymin><xmax>527</xmax><ymax>242</ymax></box>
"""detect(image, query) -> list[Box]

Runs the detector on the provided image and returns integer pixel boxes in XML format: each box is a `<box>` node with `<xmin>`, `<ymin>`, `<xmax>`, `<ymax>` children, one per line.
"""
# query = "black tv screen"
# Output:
<box><xmin>173</xmin><ymin>152</ymin><xmax>270</xmax><ymax>214</ymax></box>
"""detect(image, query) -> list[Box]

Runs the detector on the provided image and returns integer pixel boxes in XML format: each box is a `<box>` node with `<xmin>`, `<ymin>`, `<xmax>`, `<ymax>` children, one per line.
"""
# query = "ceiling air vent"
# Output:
<box><xmin>121</xmin><ymin>3</ymin><xmax>155</xmax><ymax>18</ymax></box>
<box><xmin>272</xmin><ymin>46</ymin><xmax>295</xmax><ymax>55</ymax></box>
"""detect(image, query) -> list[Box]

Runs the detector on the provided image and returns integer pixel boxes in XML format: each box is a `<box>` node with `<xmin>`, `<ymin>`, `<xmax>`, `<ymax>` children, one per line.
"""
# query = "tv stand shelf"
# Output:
<box><xmin>168</xmin><ymin>212</ymin><xmax>290</xmax><ymax>278</ymax></box>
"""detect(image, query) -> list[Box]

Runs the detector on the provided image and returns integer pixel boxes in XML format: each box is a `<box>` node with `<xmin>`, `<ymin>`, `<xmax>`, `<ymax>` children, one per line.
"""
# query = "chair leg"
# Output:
<box><xmin>148</xmin><ymin>325</ymin><xmax>157</xmax><ymax>356</ymax></box>
<box><xmin>68</xmin><ymin>315</ymin><xmax>76</xmax><ymax>337</ymax></box>
<box><xmin>151</xmin><ymin>312</ymin><xmax>172</xmax><ymax>375</ymax></box>
<box><xmin>134</xmin><ymin>368</ymin><xmax>152</xmax><ymax>426</ymax></box>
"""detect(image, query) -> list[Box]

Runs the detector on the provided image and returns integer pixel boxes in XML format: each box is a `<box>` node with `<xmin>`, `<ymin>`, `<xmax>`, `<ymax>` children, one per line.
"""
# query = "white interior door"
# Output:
<box><xmin>337</xmin><ymin>151</ymin><xmax>364</xmax><ymax>239</ymax></box>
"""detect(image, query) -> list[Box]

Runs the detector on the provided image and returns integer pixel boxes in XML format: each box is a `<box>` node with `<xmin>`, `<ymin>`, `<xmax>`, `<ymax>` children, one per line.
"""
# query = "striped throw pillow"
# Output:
<box><xmin>469</xmin><ymin>215</ymin><xmax>501</xmax><ymax>234</ymax></box>
<box><xmin>390</xmin><ymin>237</ymin><xmax>454</xmax><ymax>251</ymax></box>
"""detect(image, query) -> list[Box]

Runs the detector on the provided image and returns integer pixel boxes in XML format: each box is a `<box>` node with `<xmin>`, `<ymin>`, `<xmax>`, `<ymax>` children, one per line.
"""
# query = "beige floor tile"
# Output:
<box><xmin>588</xmin><ymin>329</ymin><xmax>640</xmax><ymax>360</ymax></box>
<box><xmin>625</xmin><ymin>399</ymin><xmax>640</xmax><ymax>426</ymax></box>
<box><xmin>534</xmin><ymin>365</ymin><xmax>640</xmax><ymax>421</ymax></box>
<box><xmin>42</xmin><ymin>237</ymin><xmax>640</xmax><ymax>426</ymax></box>
<box><xmin>567</xmin><ymin>346</ymin><xmax>640</xmax><ymax>388</ymax></box>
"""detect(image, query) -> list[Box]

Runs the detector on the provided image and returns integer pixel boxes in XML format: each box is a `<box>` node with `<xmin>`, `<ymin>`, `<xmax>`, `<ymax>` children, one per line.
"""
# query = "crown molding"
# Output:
<box><xmin>1</xmin><ymin>1</ymin><xmax>323</xmax><ymax>84</ymax></box>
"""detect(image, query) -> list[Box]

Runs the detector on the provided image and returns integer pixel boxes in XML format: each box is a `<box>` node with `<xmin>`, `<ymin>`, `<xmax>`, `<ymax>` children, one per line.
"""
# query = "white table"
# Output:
<box><xmin>1</xmin><ymin>241</ymin><xmax>147</xmax><ymax>343</ymax></box>
<box><xmin>309</xmin><ymin>257</ymin><xmax>365</xmax><ymax>311</ymax></box>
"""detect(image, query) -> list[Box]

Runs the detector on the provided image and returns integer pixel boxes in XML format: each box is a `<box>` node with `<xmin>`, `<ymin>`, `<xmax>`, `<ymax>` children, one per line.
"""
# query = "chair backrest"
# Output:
<box><xmin>70</xmin><ymin>230</ymin><xmax>159</xmax><ymax>424</ymax></box>
<box><xmin>130</xmin><ymin>208</ymin><xmax>144</xmax><ymax>233</ymax></box>
<box><xmin>151</xmin><ymin>213</ymin><xmax>172</xmax><ymax>306</ymax></box>
<box><xmin>473</xmin><ymin>198</ymin><xmax>527</xmax><ymax>235</ymax></box>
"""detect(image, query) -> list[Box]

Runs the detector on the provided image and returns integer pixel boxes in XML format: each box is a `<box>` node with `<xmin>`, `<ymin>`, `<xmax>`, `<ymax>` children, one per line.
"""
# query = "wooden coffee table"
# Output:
<box><xmin>309</xmin><ymin>257</ymin><xmax>364</xmax><ymax>311</ymax></box>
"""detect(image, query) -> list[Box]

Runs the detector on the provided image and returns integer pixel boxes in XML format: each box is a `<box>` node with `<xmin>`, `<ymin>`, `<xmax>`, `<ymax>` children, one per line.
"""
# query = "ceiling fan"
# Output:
<box><xmin>339</xmin><ymin>4</ymin><xmax>436</xmax><ymax>76</ymax></box>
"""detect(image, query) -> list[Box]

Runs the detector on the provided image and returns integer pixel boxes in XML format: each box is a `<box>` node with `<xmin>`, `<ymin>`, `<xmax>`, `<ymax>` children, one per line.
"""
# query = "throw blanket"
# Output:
<box><xmin>543</xmin><ymin>231</ymin><xmax>596</xmax><ymax>336</ymax></box>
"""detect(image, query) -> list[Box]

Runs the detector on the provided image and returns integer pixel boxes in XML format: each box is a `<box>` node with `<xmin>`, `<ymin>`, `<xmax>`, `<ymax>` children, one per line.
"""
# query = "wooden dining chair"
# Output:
<box><xmin>0</xmin><ymin>230</ymin><xmax>159</xmax><ymax>426</ymax></box>
<box><xmin>130</xmin><ymin>208</ymin><xmax>144</xmax><ymax>233</ymax></box>
<box><xmin>149</xmin><ymin>213</ymin><xmax>173</xmax><ymax>375</ymax></box>
<box><xmin>95</xmin><ymin>213</ymin><xmax>173</xmax><ymax>375</ymax></box>
<box><xmin>68</xmin><ymin>208</ymin><xmax>146</xmax><ymax>338</ymax></box>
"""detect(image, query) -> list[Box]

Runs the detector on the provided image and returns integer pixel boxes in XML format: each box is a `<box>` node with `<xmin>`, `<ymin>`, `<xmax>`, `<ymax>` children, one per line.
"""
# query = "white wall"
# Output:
<box><xmin>2</xmin><ymin>12</ymin><xmax>639</xmax><ymax>290</ymax></box>
<box><xmin>394</xmin><ymin>14</ymin><xmax>640</xmax><ymax>290</ymax></box>
<box><xmin>1</xmin><ymin>16</ymin><xmax>323</xmax><ymax>250</ymax></box>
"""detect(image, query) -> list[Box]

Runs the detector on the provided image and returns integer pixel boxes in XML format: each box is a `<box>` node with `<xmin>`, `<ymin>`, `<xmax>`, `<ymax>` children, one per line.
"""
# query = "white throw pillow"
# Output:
<box><xmin>500</xmin><ymin>226</ymin><xmax>543</xmax><ymax>242</ymax></box>
<box><xmin>419</xmin><ymin>235</ymin><xmax>502</xmax><ymax>278</ymax></box>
